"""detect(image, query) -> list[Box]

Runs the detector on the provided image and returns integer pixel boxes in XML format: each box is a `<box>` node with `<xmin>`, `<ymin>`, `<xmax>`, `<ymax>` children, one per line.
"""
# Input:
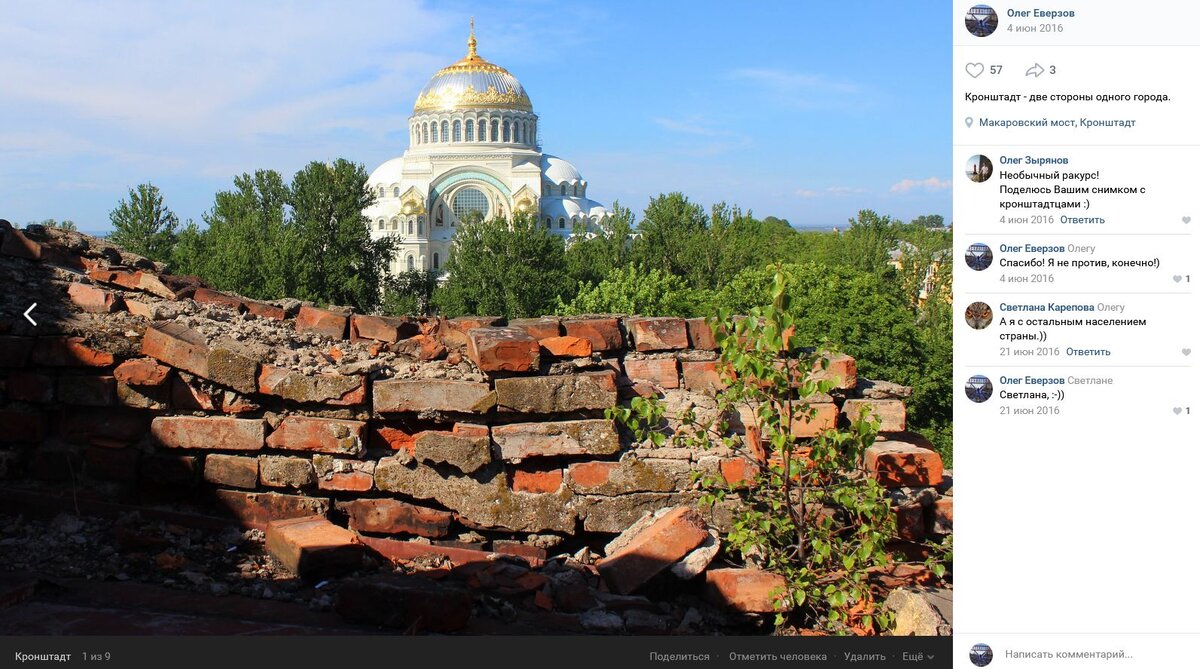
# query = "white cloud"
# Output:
<box><xmin>890</xmin><ymin>177</ymin><xmax>951</xmax><ymax>193</ymax></box>
<box><xmin>796</xmin><ymin>186</ymin><xmax>865</xmax><ymax>198</ymax></box>
<box><xmin>728</xmin><ymin>68</ymin><xmax>860</xmax><ymax>107</ymax></box>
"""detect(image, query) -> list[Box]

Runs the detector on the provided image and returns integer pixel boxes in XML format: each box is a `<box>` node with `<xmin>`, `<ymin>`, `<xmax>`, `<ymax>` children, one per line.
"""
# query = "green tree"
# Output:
<box><xmin>630</xmin><ymin>192</ymin><xmax>712</xmax><ymax>288</ymax></box>
<box><xmin>108</xmin><ymin>183</ymin><xmax>179</xmax><ymax>261</ymax></box>
<box><xmin>288</xmin><ymin>159</ymin><xmax>393</xmax><ymax>310</ymax></box>
<box><xmin>832</xmin><ymin>209</ymin><xmax>900</xmax><ymax>275</ymax></box>
<box><xmin>558</xmin><ymin>265</ymin><xmax>709</xmax><ymax>317</ymax></box>
<box><xmin>910</xmin><ymin>214</ymin><xmax>946</xmax><ymax>228</ymax></box>
<box><xmin>382</xmin><ymin>270</ymin><xmax>439</xmax><ymax>317</ymax></box>
<box><xmin>29</xmin><ymin>219</ymin><xmax>77</xmax><ymax>231</ymax></box>
<box><xmin>435</xmin><ymin>211</ymin><xmax>567</xmax><ymax>318</ymax></box>
<box><xmin>200</xmin><ymin>170</ymin><xmax>290</xmax><ymax>298</ymax></box>
<box><xmin>168</xmin><ymin>220</ymin><xmax>207</xmax><ymax>277</ymax></box>
<box><xmin>564</xmin><ymin>200</ymin><xmax>634</xmax><ymax>288</ymax></box>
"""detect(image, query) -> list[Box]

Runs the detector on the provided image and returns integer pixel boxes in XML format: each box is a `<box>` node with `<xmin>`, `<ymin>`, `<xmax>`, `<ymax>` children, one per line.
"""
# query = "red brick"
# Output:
<box><xmin>350</xmin><ymin>314</ymin><xmax>417</xmax><ymax>343</ymax></box>
<box><xmin>371</xmin><ymin>425</ymin><xmax>418</xmax><ymax>455</ymax></box>
<box><xmin>113</xmin><ymin>358</ymin><xmax>172</xmax><ymax>387</ymax></box>
<box><xmin>566</xmin><ymin>461</ymin><xmax>617</xmax><ymax>489</ymax></box>
<box><xmin>439</xmin><ymin>316</ymin><xmax>503</xmax><ymax>349</ymax></box>
<box><xmin>142</xmin><ymin>323</ymin><xmax>258</xmax><ymax>393</ymax></box>
<box><xmin>864</xmin><ymin>438</ymin><xmax>944</xmax><ymax>487</ymax></box>
<box><xmin>930</xmin><ymin>497</ymin><xmax>953</xmax><ymax>534</ymax></box>
<box><xmin>5</xmin><ymin>372</ymin><xmax>54</xmax><ymax>403</ymax></box>
<box><xmin>719</xmin><ymin>457</ymin><xmax>759</xmax><ymax>488</ymax></box>
<box><xmin>895</xmin><ymin>502</ymin><xmax>925</xmax><ymax>541</ymax></box>
<box><xmin>492</xmin><ymin>540</ymin><xmax>548</xmax><ymax>562</ymax></box>
<box><xmin>266</xmin><ymin>416</ymin><xmax>366</xmax><ymax>456</ymax></box>
<box><xmin>789</xmin><ymin>402</ymin><xmax>838</xmax><ymax>438</ymax></box>
<box><xmin>0</xmin><ymin>336</ymin><xmax>34</xmax><ymax>367</ymax></box>
<box><xmin>134</xmin><ymin>272</ymin><xmax>185</xmax><ymax>300</ymax></box>
<box><xmin>492</xmin><ymin>419</ymin><xmax>619</xmax><ymax>459</ymax></box>
<box><xmin>391</xmin><ymin>334</ymin><xmax>447</xmax><ymax>360</ymax></box>
<box><xmin>151</xmin><ymin>416</ymin><xmax>265</xmax><ymax>451</ymax></box>
<box><xmin>32</xmin><ymin>336</ymin><xmax>115</xmax><ymax>367</ymax></box>
<box><xmin>625</xmin><ymin>317</ymin><xmax>688</xmax><ymax>352</ymax></box>
<box><xmin>685</xmin><ymin>318</ymin><xmax>718</xmax><ymax>350</ymax></box>
<box><xmin>623</xmin><ymin>357</ymin><xmax>679</xmax><ymax>389</ymax></box>
<box><xmin>295</xmin><ymin>305</ymin><xmax>348</xmax><ymax>340</ymax></box>
<box><xmin>317</xmin><ymin>471</ymin><xmax>374</xmax><ymax>492</ymax></box>
<box><xmin>203</xmin><ymin>453</ymin><xmax>259</xmax><ymax>489</ymax></box>
<box><xmin>87</xmin><ymin>266</ymin><xmax>140</xmax><ymax>290</ymax></box>
<box><xmin>466</xmin><ymin>327</ymin><xmax>540</xmax><ymax>373</ymax></box>
<box><xmin>493</xmin><ymin>372</ymin><xmax>617</xmax><ymax>413</ymax></box>
<box><xmin>842</xmin><ymin>399</ymin><xmax>906</xmax><ymax>432</ymax></box>
<box><xmin>115</xmin><ymin>380</ymin><xmax>170</xmax><ymax>410</ymax></box>
<box><xmin>124</xmin><ymin>299</ymin><xmax>157</xmax><ymax>320</ymax></box>
<box><xmin>373</xmin><ymin>379</ymin><xmax>493</xmax><ymax>414</ymax></box>
<box><xmin>339</xmin><ymin>498</ymin><xmax>453</xmax><ymax>538</ymax></box>
<box><xmin>265</xmin><ymin>516</ymin><xmax>365</xmax><ymax>579</ymax></box>
<box><xmin>452</xmin><ymin>422</ymin><xmax>489</xmax><ymax>438</ymax></box>
<box><xmin>704</xmin><ymin>568</ymin><xmax>791</xmax><ymax>613</ymax></box>
<box><xmin>598</xmin><ymin>507</ymin><xmax>710</xmax><ymax>594</ymax></box>
<box><xmin>0</xmin><ymin>410</ymin><xmax>45</xmax><ymax>443</ymax></box>
<box><xmin>335</xmin><ymin>572</ymin><xmax>473</xmax><ymax>632</ymax></box>
<box><xmin>681</xmin><ymin>360</ymin><xmax>727</xmax><ymax>392</ymax></box>
<box><xmin>244</xmin><ymin>300</ymin><xmax>285</xmax><ymax>320</ymax></box>
<box><xmin>256</xmin><ymin>365</ymin><xmax>364</xmax><ymax>405</ymax></box>
<box><xmin>508</xmin><ymin>317</ymin><xmax>561</xmax><ymax>340</ymax></box>
<box><xmin>1</xmin><ymin>228</ymin><xmax>41</xmax><ymax>259</ymax></box>
<box><xmin>562</xmin><ymin>318</ymin><xmax>623</xmax><ymax>352</ymax></box>
<box><xmin>56</xmin><ymin>375</ymin><xmax>116</xmax><ymax>406</ymax></box>
<box><xmin>511</xmin><ymin>466</ymin><xmax>564</xmax><ymax>493</ymax></box>
<box><xmin>539</xmin><ymin>335</ymin><xmax>592</xmax><ymax>357</ymax></box>
<box><xmin>84</xmin><ymin>445</ymin><xmax>140</xmax><ymax>482</ymax></box>
<box><xmin>192</xmin><ymin>287</ymin><xmax>246</xmax><ymax>312</ymax></box>
<box><xmin>812</xmin><ymin>354</ymin><xmax>857</xmax><ymax>390</ymax></box>
<box><xmin>170</xmin><ymin>374</ymin><xmax>218</xmax><ymax>411</ymax></box>
<box><xmin>213</xmin><ymin>490</ymin><xmax>330</xmax><ymax>530</ymax></box>
<box><xmin>67</xmin><ymin>283</ymin><xmax>124</xmax><ymax>313</ymax></box>
<box><xmin>62</xmin><ymin>409</ymin><xmax>147</xmax><ymax>446</ymax></box>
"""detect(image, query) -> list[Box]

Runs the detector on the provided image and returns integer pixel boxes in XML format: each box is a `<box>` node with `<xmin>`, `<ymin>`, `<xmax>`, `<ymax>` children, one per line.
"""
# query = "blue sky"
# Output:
<box><xmin>0</xmin><ymin>1</ymin><xmax>949</xmax><ymax>232</ymax></box>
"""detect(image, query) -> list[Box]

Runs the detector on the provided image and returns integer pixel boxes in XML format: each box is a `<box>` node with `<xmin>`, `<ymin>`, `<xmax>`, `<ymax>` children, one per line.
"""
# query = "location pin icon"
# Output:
<box><xmin>965</xmin><ymin>117</ymin><xmax>974</xmax><ymax>128</ymax></box>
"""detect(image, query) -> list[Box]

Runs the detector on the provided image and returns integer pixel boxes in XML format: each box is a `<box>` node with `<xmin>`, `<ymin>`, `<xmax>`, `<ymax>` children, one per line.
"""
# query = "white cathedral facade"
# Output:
<box><xmin>364</xmin><ymin>24</ymin><xmax>610</xmax><ymax>275</ymax></box>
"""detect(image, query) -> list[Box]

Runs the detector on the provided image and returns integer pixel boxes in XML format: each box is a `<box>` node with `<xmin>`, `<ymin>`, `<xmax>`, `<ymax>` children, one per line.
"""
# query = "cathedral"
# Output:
<box><xmin>364</xmin><ymin>22</ymin><xmax>610</xmax><ymax>275</ymax></box>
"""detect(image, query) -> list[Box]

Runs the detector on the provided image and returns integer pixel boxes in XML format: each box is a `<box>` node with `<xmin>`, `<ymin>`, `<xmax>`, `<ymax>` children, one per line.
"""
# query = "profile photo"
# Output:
<box><xmin>965</xmin><ymin>242</ymin><xmax>993</xmax><ymax>271</ymax></box>
<box><xmin>964</xmin><ymin>301</ymin><xmax>993</xmax><ymax>330</ymax></box>
<box><xmin>969</xmin><ymin>643</ymin><xmax>995</xmax><ymax>667</ymax></box>
<box><xmin>966</xmin><ymin>154</ymin><xmax>993</xmax><ymax>183</ymax></box>
<box><xmin>965</xmin><ymin>375</ymin><xmax>993</xmax><ymax>403</ymax></box>
<box><xmin>965</xmin><ymin>5</ymin><xmax>999</xmax><ymax>37</ymax></box>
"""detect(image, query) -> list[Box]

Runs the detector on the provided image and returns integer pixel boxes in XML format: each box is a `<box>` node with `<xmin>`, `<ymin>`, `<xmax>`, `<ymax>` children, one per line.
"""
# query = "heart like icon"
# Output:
<box><xmin>1184</xmin><ymin>216</ymin><xmax>1192</xmax><ymax>224</ymax></box>
<box><xmin>1173</xmin><ymin>275</ymin><xmax>1182</xmax><ymax>282</ymax></box>
<box><xmin>1173</xmin><ymin>407</ymin><xmax>1183</xmax><ymax>415</ymax></box>
<box><xmin>1184</xmin><ymin>348</ymin><xmax>1193</xmax><ymax>356</ymax></box>
<box><xmin>966</xmin><ymin>63</ymin><xmax>984</xmax><ymax>78</ymax></box>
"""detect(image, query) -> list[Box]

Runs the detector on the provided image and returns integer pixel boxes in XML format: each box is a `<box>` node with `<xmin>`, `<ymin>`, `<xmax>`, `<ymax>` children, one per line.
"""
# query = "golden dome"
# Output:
<box><xmin>413</xmin><ymin>20</ymin><xmax>532</xmax><ymax>113</ymax></box>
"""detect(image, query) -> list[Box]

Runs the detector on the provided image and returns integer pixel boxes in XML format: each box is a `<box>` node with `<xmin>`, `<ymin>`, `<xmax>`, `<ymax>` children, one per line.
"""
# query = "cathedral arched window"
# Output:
<box><xmin>560</xmin><ymin>218</ymin><xmax>566</xmax><ymax>229</ymax></box>
<box><xmin>407</xmin><ymin>256</ymin><xmax>414</xmax><ymax>271</ymax></box>
<box><xmin>490</xmin><ymin>120</ymin><xmax>498</xmax><ymax>142</ymax></box>
<box><xmin>408</xmin><ymin>220</ymin><xmax>413</xmax><ymax>235</ymax></box>
<box><xmin>452</xmin><ymin>120</ymin><xmax>461</xmax><ymax>142</ymax></box>
<box><xmin>465</xmin><ymin>120</ymin><xmax>474</xmax><ymax>142</ymax></box>
<box><xmin>545</xmin><ymin>217</ymin><xmax>551</xmax><ymax>228</ymax></box>
<box><xmin>417</xmin><ymin>220</ymin><xmax>423</xmax><ymax>235</ymax></box>
<box><xmin>502</xmin><ymin>121</ymin><xmax>510</xmax><ymax>142</ymax></box>
<box><xmin>429</xmin><ymin>123</ymin><xmax>436</xmax><ymax>143</ymax></box>
<box><xmin>377</xmin><ymin>185</ymin><xmax>384</xmax><ymax>198</ymax></box>
<box><xmin>422</xmin><ymin>123</ymin><xmax>429</xmax><ymax>143</ymax></box>
<box><xmin>377</xmin><ymin>219</ymin><xmax>384</xmax><ymax>230</ymax></box>
<box><xmin>514</xmin><ymin>122</ymin><xmax>521</xmax><ymax>143</ymax></box>
<box><xmin>393</xmin><ymin>187</ymin><xmax>400</xmax><ymax>197</ymax></box>
<box><xmin>559</xmin><ymin>183</ymin><xmax>567</xmax><ymax>196</ymax></box>
<box><xmin>432</xmin><ymin>252</ymin><xmax>440</xmax><ymax>270</ymax></box>
<box><xmin>441</xmin><ymin>121</ymin><xmax>448</xmax><ymax>142</ymax></box>
<box><xmin>390</xmin><ymin>218</ymin><xmax>398</xmax><ymax>230</ymax></box>
<box><xmin>437</xmin><ymin>203</ymin><xmax>444</xmax><ymax>226</ymax></box>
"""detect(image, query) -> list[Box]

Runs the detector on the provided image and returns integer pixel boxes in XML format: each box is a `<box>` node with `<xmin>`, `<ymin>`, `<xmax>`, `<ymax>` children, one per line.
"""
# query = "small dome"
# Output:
<box><xmin>368</xmin><ymin>157</ymin><xmax>407</xmax><ymax>188</ymax></box>
<box><xmin>541</xmin><ymin>154</ymin><xmax>582</xmax><ymax>185</ymax></box>
<box><xmin>413</xmin><ymin>23</ymin><xmax>532</xmax><ymax>113</ymax></box>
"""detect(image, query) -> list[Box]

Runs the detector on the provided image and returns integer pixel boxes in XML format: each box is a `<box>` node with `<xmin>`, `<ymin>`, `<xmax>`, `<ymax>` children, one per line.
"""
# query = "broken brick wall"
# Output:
<box><xmin>0</xmin><ymin>220</ymin><xmax>951</xmax><ymax>559</ymax></box>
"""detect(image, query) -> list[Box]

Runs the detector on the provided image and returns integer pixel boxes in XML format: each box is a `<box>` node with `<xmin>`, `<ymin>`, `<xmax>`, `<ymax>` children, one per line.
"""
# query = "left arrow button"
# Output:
<box><xmin>23</xmin><ymin>303</ymin><xmax>37</xmax><ymax>326</ymax></box>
